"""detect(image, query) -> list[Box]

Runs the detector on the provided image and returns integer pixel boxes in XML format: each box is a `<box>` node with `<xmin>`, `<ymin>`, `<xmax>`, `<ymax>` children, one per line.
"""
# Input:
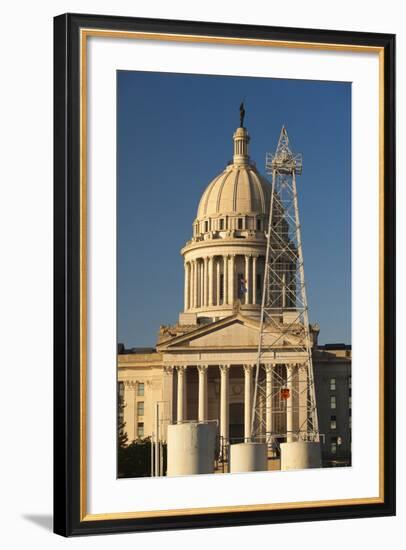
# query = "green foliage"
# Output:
<box><xmin>118</xmin><ymin>438</ymin><xmax>167</xmax><ymax>478</ymax></box>
<box><xmin>116</xmin><ymin>383</ymin><xmax>166</xmax><ymax>478</ymax></box>
<box><xmin>118</xmin><ymin>423</ymin><xmax>128</xmax><ymax>449</ymax></box>
<box><xmin>117</xmin><ymin>386</ymin><xmax>128</xmax><ymax>449</ymax></box>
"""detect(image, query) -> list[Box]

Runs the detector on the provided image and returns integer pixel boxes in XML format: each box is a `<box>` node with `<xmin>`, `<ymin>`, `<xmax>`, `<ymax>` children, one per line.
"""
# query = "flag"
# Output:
<box><xmin>238</xmin><ymin>275</ymin><xmax>247</xmax><ymax>297</ymax></box>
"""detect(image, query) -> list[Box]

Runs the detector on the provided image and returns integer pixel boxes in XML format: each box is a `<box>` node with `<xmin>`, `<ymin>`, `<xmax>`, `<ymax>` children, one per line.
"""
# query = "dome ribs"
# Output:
<box><xmin>215</xmin><ymin>169</ymin><xmax>233</xmax><ymax>214</ymax></box>
<box><xmin>255</xmin><ymin>172</ymin><xmax>267</xmax><ymax>214</ymax></box>
<box><xmin>232</xmin><ymin>169</ymin><xmax>240</xmax><ymax>212</ymax></box>
<box><xmin>199</xmin><ymin>171</ymin><xmax>224</xmax><ymax>217</ymax></box>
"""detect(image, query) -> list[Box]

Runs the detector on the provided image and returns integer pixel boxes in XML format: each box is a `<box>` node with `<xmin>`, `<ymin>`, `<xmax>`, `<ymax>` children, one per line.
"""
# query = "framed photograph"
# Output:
<box><xmin>54</xmin><ymin>13</ymin><xmax>396</xmax><ymax>536</ymax></box>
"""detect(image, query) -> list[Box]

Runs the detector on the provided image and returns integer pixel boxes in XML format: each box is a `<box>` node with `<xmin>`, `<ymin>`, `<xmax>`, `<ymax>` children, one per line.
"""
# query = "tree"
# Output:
<box><xmin>118</xmin><ymin>438</ymin><xmax>167</xmax><ymax>478</ymax></box>
<box><xmin>116</xmin><ymin>382</ymin><xmax>167</xmax><ymax>477</ymax></box>
<box><xmin>117</xmin><ymin>387</ymin><xmax>128</xmax><ymax>449</ymax></box>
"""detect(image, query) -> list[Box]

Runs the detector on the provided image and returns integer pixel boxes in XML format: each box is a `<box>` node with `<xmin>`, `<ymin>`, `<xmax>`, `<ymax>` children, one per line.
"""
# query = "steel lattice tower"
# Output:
<box><xmin>251</xmin><ymin>126</ymin><xmax>320</xmax><ymax>448</ymax></box>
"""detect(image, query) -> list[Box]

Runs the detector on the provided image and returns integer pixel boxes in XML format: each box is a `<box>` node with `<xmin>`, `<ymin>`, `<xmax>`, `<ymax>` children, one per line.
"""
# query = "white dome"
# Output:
<box><xmin>196</xmin><ymin>163</ymin><xmax>271</xmax><ymax>219</ymax></box>
<box><xmin>195</xmin><ymin>126</ymin><xmax>271</xmax><ymax>224</ymax></box>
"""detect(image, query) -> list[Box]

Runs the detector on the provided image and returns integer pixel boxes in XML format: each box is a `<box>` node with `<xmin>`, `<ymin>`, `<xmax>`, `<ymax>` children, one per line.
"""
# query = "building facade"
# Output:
<box><xmin>118</xmin><ymin>342</ymin><xmax>351</xmax><ymax>465</ymax></box>
<box><xmin>314</xmin><ymin>344</ymin><xmax>352</xmax><ymax>466</ymax></box>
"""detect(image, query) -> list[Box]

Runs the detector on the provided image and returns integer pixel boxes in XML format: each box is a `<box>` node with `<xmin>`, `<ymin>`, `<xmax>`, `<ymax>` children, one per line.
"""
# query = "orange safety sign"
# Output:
<box><xmin>281</xmin><ymin>388</ymin><xmax>290</xmax><ymax>400</ymax></box>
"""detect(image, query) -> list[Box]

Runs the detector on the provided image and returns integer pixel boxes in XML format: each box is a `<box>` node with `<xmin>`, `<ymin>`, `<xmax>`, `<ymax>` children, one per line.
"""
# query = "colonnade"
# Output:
<box><xmin>163</xmin><ymin>364</ymin><xmax>297</xmax><ymax>445</ymax></box>
<box><xmin>184</xmin><ymin>254</ymin><xmax>262</xmax><ymax>310</ymax></box>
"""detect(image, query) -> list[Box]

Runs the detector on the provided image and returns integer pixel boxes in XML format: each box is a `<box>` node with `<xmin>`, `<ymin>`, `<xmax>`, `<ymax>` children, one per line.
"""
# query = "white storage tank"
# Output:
<box><xmin>280</xmin><ymin>441</ymin><xmax>322</xmax><ymax>470</ymax></box>
<box><xmin>167</xmin><ymin>422</ymin><xmax>217</xmax><ymax>477</ymax></box>
<box><xmin>229</xmin><ymin>442</ymin><xmax>268</xmax><ymax>473</ymax></box>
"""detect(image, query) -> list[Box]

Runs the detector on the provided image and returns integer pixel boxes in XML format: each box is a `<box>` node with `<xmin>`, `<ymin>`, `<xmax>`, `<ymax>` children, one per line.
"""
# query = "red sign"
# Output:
<box><xmin>281</xmin><ymin>388</ymin><xmax>290</xmax><ymax>400</ymax></box>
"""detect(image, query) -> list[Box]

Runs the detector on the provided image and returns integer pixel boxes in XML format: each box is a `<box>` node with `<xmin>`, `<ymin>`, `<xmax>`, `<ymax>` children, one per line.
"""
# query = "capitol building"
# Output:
<box><xmin>118</xmin><ymin>120</ymin><xmax>352</xmax><ymax>469</ymax></box>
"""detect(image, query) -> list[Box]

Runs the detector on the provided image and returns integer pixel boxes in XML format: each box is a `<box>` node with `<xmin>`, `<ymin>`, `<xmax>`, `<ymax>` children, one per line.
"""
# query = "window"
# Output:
<box><xmin>331</xmin><ymin>436</ymin><xmax>337</xmax><ymax>454</ymax></box>
<box><xmin>137</xmin><ymin>383</ymin><xmax>144</xmax><ymax>396</ymax></box>
<box><xmin>330</xmin><ymin>395</ymin><xmax>336</xmax><ymax>409</ymax></box>
<box><xmin>330</xmin><ymin>377</ymin><xmax>336</xmax><ymax>391</ymax></box>
<box><xmin>330</xmin><ymin>415</ymin><xmax>337</xmax><ymax>430</ymax></box>
<box><xmin>137</xmin><ymin>401</ymin><xmax>144</xmax><ymax>416</ymax></box>
<box><xmin>219</xmin><ymin>218</ymin><xmax>224</xmax><ymax>230</ymax></box>
<box><xmin>137</xmin><ymin>422</ymin><xmax>144</xmax><ymax>438</ymax></box>
<box><xmin>237</xmin><ymin>218</ymin><xmax>243</xmax><ymax>230</ymax></box>
<box><xmin>204</xmin><ymin>220</ymin><xmax>209</xmax><ymax>232</ymax></box>
<box><xmin>256</xmin><ymin>218</ymin><xmax>261</xmax><ymax>230</ymax></box>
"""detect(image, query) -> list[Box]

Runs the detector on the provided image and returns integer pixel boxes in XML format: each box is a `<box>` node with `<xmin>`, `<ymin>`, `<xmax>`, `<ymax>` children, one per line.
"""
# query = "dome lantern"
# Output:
<box><xmin>233</xmin><ymin>126</ymin><xmax>250</xmax><ymax>166</ymax></box>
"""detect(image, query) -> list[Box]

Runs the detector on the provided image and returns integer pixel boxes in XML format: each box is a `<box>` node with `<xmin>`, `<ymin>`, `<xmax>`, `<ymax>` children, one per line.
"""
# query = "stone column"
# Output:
<box><xmin>197</xmin><ymin>260</ymin><xmax>201</xmax><ymax>307</ymax></box>
<box><xmin>191</xmin><ymin>260</ymin><xmax>194</xmax><ymax>308</ymax></box>
<box><xmin>216</xmin><ymin>258</ymin><xmax>220</xmax><ymax>306</ymax></box>
<box><xmin>208</xmin><ymin>257</ymin><xmax>214</xmax><ymax>307</ymax></box>
<box><xmin>219</xmin><ymin>365</ymin><xmax>230</xmax><ymax>450</ymax></box>
<box><xmin>223</xmin><ymin>255</ymin><xmax>228</xmax><ymax>305</ymax></box>
<box><xmin>184</xmin><ymin>262</ymin><xmax>190</xmax><ymax>310</ymax></box>
<box><xmin>189</xmin><ymin>261</ymin><xmax>193</xmax><ymax>308</ymax></box>
<box><xmin>245</xmin><ymin>255</ymin><xmax>250</xmax><ymax>304</ymax></box>
<box><xmin>188</xmin><ymin>262</ymin><xmax>192</xmax><ymax>310</ymax></box>
<box><xmin>282</xmin><ymin>267</ymin><xmax>286</xmax><ymax>308</ymax></box>
<box><xmin>298</xmin><ymin>363</ymin><xmax>308</xmax><ymax>437</ymax></box>
<box><xmin>195</xmin><ymin>260</ymin><xmax>199</xmax><ymax>308</ymax></box>
<box><xmin>203</xmin><ymin>257</ymin><xmax>208</xmax><ymax>307</ymax></box>
<box><xmin>229</xmin><ymin>254</ymin><xmax>235</xmax><ymax>305</ymax></box>
<box><xmin>163</xmin><ymin>366</ymin><xmax>174</xmax><ymax>432</ymax></box>
<box><xmin>286</xmin><ymin>365</ymin><xmax>294</xmax><ymax>442</ymax></box>
<box><xmin>176</xmin><ymin>366</ymin><xmax>187</xmax><ymax>422</ymax></box>
<box><xmin>265</xmin><ymin>364</ymin><xmax>273</xmax><ymax>437</ymax></box>
<box><xmin>252</xmin><ymin>255</ymin><xmax>257</xmax><ymax>305</ymax></box>
<box><xmin>193</xmin><ymin>260</ymin><xmax>198</xmax><ymax>309</ymax></box>
<box><xmin>200</xmin><ymin>261</ymin><xmax>204</xmax><ymax>307</ymax></box>
<box><xmin>197</xmin><ymin>365</ymin><xmax>208</xmax><ymax>422</ymax></box>
<box><xmin>244</xmin><ymin>364</ymin><xmax>253</xmax><ymax>440</ymax></box>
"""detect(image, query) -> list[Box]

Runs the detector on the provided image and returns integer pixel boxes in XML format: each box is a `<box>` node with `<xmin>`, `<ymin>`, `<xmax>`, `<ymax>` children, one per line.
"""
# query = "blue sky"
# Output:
<box><xmin>117</xmin><ymin>71</ymin><xmax>351</xmax><ymax>348</ymax></box>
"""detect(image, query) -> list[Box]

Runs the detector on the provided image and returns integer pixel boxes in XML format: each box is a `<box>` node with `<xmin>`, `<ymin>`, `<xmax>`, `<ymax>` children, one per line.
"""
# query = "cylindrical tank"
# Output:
<box><xmin>229</xmin><ymin>442</ymin><xmax>267</xmax><ymax>473</ymax></box>
<box><xmin>280</xmin><ymin>441</ymin><xmax>322</xmax><ymax>470</ymax></box>
<box><xmin>166</xmin><ymin>422</ymin><xmax>217</xmax><ymax>477</ymax></box>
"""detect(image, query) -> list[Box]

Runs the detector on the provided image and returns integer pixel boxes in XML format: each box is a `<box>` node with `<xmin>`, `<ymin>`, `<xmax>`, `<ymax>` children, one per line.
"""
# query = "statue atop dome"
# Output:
<box><xmin>239</xmin><ymin>102</ymin><xmax>245</xmax><ymax>127</ymax></box>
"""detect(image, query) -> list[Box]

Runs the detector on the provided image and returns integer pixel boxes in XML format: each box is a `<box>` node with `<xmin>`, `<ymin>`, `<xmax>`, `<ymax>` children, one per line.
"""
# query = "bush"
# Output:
<box><xmin>118</xmin><ymin>438</ymin><xmax>167</xmax><ymax>478</ymax></box>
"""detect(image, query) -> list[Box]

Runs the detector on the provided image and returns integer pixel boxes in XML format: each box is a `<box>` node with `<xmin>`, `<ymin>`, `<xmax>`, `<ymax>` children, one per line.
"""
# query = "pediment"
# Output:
<box><xmin>157</xmin><ymin>314</ymin><xmax>303</xmax><ymax>351</ymax></box>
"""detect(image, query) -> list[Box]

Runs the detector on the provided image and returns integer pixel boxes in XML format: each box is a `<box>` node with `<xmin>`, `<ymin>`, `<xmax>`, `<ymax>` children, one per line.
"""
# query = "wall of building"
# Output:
<box><xmin>313</xmin><ymin>345</ymin><xmax>352</xmax><ymax>466</ymax></box>
<box><xmin>118</xmin><ymin>352</ymin><xmax>165</xmax><ymax>443</ymax></box>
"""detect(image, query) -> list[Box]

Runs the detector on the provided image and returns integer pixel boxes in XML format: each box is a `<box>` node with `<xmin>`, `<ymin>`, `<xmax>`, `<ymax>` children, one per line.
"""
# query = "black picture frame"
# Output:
<box><xmin>54</xmin><ymin>12</ymin><xmax>396</xmax><ymax>537</ymax></box>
